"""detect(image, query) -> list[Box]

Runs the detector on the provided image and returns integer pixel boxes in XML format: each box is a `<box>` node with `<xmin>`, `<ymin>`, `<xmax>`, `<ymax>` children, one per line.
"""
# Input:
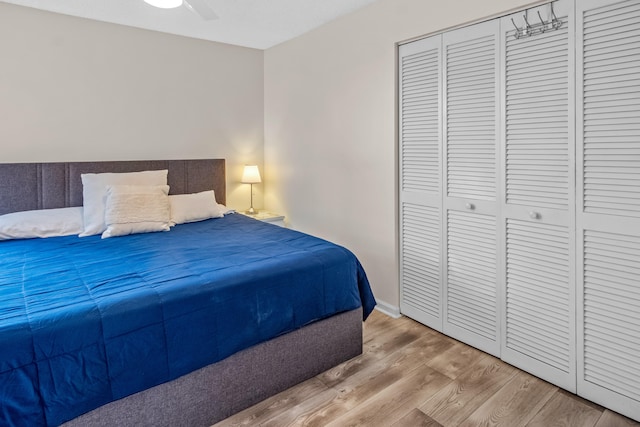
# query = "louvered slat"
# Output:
<box><xmin>401</xmin><ymin>49</ymin><xmax>440</xmax><ymax>193</ymax></box>
<box><xmin>583</xmin><ymin>229</ymin><xmax>640</xmax><ymax>401</ymax></box>
<box><xmin>446</xmin><ymin>35</ymin><xmax>496</xmax><ymax>200</ymax></box>
<box><xmin>505</xmin><ymin>219</ymin><xmax>571</xmax><ymax>372</ymax></box>
<box><xmin>583</xmin><ymin>0</ymin><xmax>640</xmax><ymax>217</ymax></box>
<box><xmin>446</xmin><ymin>210</ymin><xmax>497</xmax><ymax>341</ymax></box>
<box><xmin>506</xmin><ymin>27</ymin><xmax>569</xmax><ymax>210</ymax></box>
<box><xmin>401</xmin><ymin>204</ymin><xmax>440</xmax><ymax>318</ymax></box>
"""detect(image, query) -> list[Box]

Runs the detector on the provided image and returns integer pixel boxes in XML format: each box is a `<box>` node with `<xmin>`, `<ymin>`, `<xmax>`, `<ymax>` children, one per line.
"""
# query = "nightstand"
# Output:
<box><xmin>239</xmin><ymin>211</ymin><xmax>285</xmax><ymax>227</ymax></box>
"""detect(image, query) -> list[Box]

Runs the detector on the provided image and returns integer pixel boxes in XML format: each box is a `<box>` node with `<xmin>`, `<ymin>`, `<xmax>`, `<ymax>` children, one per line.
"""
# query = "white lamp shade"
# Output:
<box><xmin>144</xmin><ymin>0</ymin><xmax>183</xmax><ymax>9</ymax></box>
<box><xmin>241</xmin><ymin>165</ymin><xmax>262</xmax><ymax>184</ymax></box>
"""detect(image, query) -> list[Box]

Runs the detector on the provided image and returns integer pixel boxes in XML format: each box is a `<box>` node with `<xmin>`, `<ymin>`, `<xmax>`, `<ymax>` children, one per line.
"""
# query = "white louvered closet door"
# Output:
<box><xmin>399</xmin><ymin>36</ymin><xmax>443</xmax><ymax>331</ymax></box>
<box><xmin>577</xmin><ymin>0</ymin><xmax>640</xmax><ymax>420</ymax></box>
<box><xmin>500</xmin><ymin>0</ymin><xmax>576</xmax><ymax>392</ymax></box>
<box><xmin>442</xmin><ymin>21</ymin><xmax>501</xmax><ymax>356</ymax></box>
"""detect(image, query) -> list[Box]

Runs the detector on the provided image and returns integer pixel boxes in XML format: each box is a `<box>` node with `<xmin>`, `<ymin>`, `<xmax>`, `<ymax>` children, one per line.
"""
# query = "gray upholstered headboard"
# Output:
<box><xmin>0</xmin><ymin>159</ymin><xmax>225</xmax><ymax>215</ymax></box>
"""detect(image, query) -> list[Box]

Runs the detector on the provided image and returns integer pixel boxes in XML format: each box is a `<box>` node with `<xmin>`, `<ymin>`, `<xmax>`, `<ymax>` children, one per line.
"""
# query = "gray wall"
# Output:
<box><xmin>0</xmin><ymin>2</ymin><xmax>264</xmax><ymax>209</ymax></box>
<box><xmin>264</xmin><ymin>0</ymin><xmax>541</xmax><ymax>311</ymax></box>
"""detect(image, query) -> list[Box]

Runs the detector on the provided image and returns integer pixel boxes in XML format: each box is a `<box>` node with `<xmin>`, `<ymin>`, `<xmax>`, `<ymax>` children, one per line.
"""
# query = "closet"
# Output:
<box><xmin>398</xmin><ymin>0</ymin><xmax>640</xmax><ymax>421</ymax></box>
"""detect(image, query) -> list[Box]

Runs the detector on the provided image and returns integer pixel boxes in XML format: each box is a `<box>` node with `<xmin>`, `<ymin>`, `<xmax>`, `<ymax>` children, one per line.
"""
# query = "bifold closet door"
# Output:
<box><xmin>499</xmin><ymin>0</ymin><xmax>576</xmax><ymax>392</ymax></box>
<box><xmin>442</xmin><ymin>20</ymin><xmax>501</xmax><ymax>357</ymax></box>
<box><xmin>398</xmin><ymin>36</ymin><xmax>443</xmax><ymax>331</ymax></box>
<box><xmin>577</xmin><ymin>0</ymin><xmax>640</xmax><ymax>420</ymax></box>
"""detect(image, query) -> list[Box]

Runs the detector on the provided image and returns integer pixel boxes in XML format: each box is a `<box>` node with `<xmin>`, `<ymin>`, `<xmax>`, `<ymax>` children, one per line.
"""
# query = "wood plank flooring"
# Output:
<box><xmin>213</xmin><ymin>310</ymin><xmax>639</xmax><ymax>427</ymax></box>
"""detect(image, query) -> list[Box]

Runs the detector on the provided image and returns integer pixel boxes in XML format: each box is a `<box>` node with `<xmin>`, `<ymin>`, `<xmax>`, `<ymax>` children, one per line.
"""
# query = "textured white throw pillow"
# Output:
<box><xmin>0</xmin><ymin>207</ymin><xmax>84</xmax><ymax>240</ymax></box>
<box><xmin>169</xmin><ymin>190</ymin><xmax>224</xmax><ymax>225</ymax></box>
<box><xmin>101</xmin><ymin>184</ymin><xmax>171</xmax><ymax>239</ymax></box>
<box><xmin>80</xmin><ymin>170</ymin><xmax>168</xmax><ymax>237</ymax></box>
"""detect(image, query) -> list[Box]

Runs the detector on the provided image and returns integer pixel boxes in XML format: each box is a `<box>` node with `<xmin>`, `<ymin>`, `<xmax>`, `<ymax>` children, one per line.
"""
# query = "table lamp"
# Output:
<box><xmin>241</xmin><ymin>165</ymin><xmax>261</xmax><ymax>215</ymax></box>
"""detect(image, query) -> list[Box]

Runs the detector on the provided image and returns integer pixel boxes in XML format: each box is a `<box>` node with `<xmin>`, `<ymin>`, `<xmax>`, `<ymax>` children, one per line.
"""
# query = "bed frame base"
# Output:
<box><xmin>63</xmin><ymin>308</ymin><xmax>362</xmax><ymax>427</ymax></box>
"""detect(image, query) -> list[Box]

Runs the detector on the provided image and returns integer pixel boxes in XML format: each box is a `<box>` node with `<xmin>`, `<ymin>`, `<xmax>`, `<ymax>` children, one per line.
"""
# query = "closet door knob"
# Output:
<box><xmin>529</xmin><ymin>211</ymin><xmax>540</xmax><ymax>219</ymax></box>
<box><xmin>465</xmin><ymin>203</ymin><xmax>475</xmax><ymax>210</ymax></box>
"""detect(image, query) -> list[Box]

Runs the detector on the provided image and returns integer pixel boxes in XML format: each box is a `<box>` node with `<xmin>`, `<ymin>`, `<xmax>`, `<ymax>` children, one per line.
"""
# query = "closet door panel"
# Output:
<box><xmin>582</xmin><ymin>229</ymin><xmax>640</xmax><ymax>414</ymax></box>
<box><xmin>400</xmin><ymin>40</ymin><xmax>441</xmax><ymax>201</ymax></box>
<box><xmin>577</xmin><ymin>0</ymin><xmax>640</xmax><ymax>420</ymax></box>
<box><xmin>446</xmin><ymin>210</ymin><xmax>498</xmax><ymax>352</ymax></box>
<box><xmin>401</xmin><ymin>203</ymin><xmax>441</xmax><ymax>325</ymax></box>
<box><xmin>502</xmin><ymin>2</ymin><xmax>573</xmax><ymax>216</ymax></box>
<box><xmin>399</xmin><ymin>37</ymin><xmax>443</xmax><ymax>330</ymax></box>
<box><xmin>504</xmin><ymin>218</ymin><xmax>574</xmax><ymax>390</ymax></box>
<box><xmin>443</xmin><ymin>21</ymin><xmax>500</xmax><ymax>356</ymax></box>
<box><xmin>500</xmin><ymin>0</ymin><xmax>576</xmax><ymax>391</ymax></box>
<box><xmin>504</xmin><ymin>27</ymin><xmax>571</xmax><ymax>210</ymax></box>
<box><xmin>581</xmin><ymin>0</ymin><xmax>640</xmax><ymax>218</ymax></box>
<box><xmin>444</xmin><ymin>23</ymin><xmax>498</xmax><ymax>202</ymax></box>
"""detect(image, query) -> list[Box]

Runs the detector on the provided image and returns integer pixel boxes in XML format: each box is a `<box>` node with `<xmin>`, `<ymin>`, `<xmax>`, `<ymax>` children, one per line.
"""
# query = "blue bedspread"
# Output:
<box><xmin>0</xmin><ymin>214</ymin><xmax>375</xmax><ymax>426</ymax></box>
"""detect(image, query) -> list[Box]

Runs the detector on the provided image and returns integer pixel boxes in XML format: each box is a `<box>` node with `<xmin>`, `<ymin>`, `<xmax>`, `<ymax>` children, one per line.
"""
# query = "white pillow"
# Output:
<box><xmin>80</xmin><ymin>170</ymin><xmax>168</xmax><ymax>237</ymax></box>
<box><xmin>0</xmin><ymin>207</ymin><xmax>83</xmax><ymax>240</ymax></box>
<box><xmin>169</xmin><ymin>190</ymin><xmax>224</xmax><ymax>225</ymax></box>
<box><xmin>101</xmin><ymin>184</ymin><xmax>171</xmax><ymax>239</ymax></box>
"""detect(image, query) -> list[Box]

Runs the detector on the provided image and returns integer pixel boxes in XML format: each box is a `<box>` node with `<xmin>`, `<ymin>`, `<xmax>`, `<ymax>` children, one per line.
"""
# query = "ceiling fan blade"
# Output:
<box><xmin>184</xmin><ymin>0</ymin><xmax>218</xmax><ymax>20</ymax></box>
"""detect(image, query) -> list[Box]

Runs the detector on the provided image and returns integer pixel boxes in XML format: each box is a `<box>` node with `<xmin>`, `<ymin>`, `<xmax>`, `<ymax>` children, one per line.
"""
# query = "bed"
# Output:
<box><xmin>0</xmin><ymin>159</ymin><xmax>376</xmax><ymax>427</ymax></box>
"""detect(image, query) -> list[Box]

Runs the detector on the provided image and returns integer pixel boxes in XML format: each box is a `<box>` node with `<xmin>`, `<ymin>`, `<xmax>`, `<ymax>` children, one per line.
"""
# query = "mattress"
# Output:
<box><xmin>0</xmin><ymin>214</ymin><xmax>375</xmax><ymax>426</ymax></box>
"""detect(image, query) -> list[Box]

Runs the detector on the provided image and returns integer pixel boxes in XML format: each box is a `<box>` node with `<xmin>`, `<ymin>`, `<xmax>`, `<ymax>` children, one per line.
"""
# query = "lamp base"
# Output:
<box><xmin>245</xmin><ymin>207</ymin><xmax>258</xmax><ymax>215</ymax></box>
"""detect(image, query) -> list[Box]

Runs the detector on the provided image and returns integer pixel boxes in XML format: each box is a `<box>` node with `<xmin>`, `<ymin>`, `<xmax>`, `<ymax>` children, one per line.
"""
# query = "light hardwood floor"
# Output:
<box><xmin>214</xmin><ymin>310</ymin><xmax>639</xmax><ymax>427</ymax></box>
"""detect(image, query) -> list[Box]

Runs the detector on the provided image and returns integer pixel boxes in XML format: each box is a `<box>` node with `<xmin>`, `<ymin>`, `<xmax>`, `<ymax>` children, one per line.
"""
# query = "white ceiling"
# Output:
<box><xmin>0</xmin><ymin>0</ymin><xmax>380</xmax><ymax>49</ymax></box>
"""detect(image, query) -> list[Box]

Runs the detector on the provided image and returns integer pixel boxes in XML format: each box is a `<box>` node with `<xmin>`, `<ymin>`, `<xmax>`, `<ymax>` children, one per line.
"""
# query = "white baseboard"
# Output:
<box><xmin>374</xmin><ymin>300</ymin><xmax>401</xmax><ymax>319</ymax></box>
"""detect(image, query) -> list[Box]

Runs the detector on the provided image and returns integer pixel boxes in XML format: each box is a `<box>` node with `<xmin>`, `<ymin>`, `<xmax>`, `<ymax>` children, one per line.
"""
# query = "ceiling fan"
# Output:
<box><xmin>143</xmin><ymin>0</ymin><xmax>218</xmax><ymax>20</ymax></box>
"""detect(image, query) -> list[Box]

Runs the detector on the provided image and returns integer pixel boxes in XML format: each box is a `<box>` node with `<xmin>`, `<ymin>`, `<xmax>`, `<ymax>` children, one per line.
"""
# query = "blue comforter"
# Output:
<box><xmin>0</xmin><ymin>214</ymin><xmax>375</xmax><ymax>426</ymax></box>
